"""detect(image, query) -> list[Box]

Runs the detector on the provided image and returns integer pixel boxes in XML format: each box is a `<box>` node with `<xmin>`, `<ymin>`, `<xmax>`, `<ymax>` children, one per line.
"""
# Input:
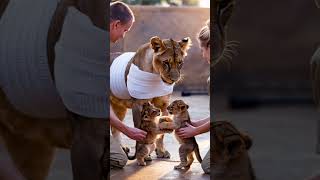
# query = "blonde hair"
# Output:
<box><xmin>198</xmin><ymin>20</ymin><xmax>210</xmax><ymax>48</ymax></box>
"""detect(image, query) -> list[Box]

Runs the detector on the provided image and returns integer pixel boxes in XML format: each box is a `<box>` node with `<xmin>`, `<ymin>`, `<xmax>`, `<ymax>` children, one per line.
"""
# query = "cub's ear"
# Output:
<box><xmin>150</xmin><ymin>36</ymin><xmax>166</xmax><ymax>53</ymax></box>
<box><xmin>180</xmin><ymin>104</ymin><xmax>189</xmax><ymax>111</ymax></box>
<box><xmin>179</xmin><ymin>37</ymin><xmax>192</xmax><ymax>55</ymax></box>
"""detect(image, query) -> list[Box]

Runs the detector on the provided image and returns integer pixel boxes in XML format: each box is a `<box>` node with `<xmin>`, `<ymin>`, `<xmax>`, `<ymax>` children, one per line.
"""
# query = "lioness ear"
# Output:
<box><xmin>150</xmin><ymin>36</ymin><xmax>166</xmax><ymax>53</ymax></box>
<box><xmin>179</xmin><ymin>37</ymin><xmax>192</xmax><ymax>55</ymax></box>
<box><xmin>240</xmin><ymin>132</ymin><xmax>253</xmax><ymax>150</ymax></box>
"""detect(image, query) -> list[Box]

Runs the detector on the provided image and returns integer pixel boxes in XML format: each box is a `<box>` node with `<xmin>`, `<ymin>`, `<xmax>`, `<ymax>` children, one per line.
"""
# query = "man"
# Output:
<box><xmin>109</xmin><ymin>1</ymin><xmax>147</xmax><ymax>169</ymax></box>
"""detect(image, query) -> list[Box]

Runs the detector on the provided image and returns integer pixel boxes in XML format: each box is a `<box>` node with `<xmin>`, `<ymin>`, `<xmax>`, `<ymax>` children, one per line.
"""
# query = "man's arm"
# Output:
<box><xmin>110</xmin><ymin>106</ymin><xmax>146</xmax><ymax>141</ymax></box>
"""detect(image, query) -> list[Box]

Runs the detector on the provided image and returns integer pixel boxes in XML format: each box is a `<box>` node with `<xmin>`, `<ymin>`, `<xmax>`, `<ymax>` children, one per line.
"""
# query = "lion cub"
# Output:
<box><xmin>167</xmin><ymin>100</ymin><xmax>202</xmax><ymax>169</ymax></box>
<box><xmin>128</xmin><ymin>102</ymin><xmax>173</xmax><ymax>166</ymax></box>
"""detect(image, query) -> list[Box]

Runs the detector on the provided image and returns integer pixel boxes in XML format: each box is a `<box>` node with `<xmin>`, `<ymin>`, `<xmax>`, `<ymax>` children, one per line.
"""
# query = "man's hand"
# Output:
<box><xmin>124</xmin><ymin>126</ymin><xmax>147</xmax><ymax>141</ymax></box>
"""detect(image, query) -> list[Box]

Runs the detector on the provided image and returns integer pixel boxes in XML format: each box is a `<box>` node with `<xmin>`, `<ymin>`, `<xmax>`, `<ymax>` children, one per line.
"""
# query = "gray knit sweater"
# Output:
<box><xmin>0</xmin><ymin>2</ymin><xmax>108</xmax><ymax>119</ymax></box>
<box><xmin>54</xmin><ymin>7</ymin><xmax>108</xmax><ymax>118</ymax></box>
<box><xmin>0</xmin><ymin>0</ymin><xmax>67</xmax><ymax>118</ymax></box>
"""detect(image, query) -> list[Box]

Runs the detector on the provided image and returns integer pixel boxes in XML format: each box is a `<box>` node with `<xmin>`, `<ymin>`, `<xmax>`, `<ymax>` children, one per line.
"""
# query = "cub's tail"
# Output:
<box><xmin>194</xmin><ymin>144</ymin><xmax>202</xmax><ymax>163</ymax></box>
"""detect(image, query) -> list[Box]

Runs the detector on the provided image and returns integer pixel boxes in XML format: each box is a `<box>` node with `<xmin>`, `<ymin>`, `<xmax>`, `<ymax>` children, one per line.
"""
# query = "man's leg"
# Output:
<box><xmin>201</xmin><ymin>150</ymin><xmax>210</xmax><ymax>174</ymax></box>
<box><xmin>110</xmin><ymin>135</ymin><xmax>128</xmax><ymax>168</ymax></box>
<box><xmin>70</xmin><ymin>112</ymin><xmax>106</xmax><ymax>180</ymax></box>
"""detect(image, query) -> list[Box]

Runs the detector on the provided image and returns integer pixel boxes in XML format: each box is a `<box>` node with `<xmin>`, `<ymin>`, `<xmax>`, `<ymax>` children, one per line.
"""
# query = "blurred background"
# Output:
<box><xmin>212</xmin><ymin>1</ymin><xmax>320</xmax><ymax>180</ymax></box>
<box><xmin>214</xmin><ymin>0</ymin><xmax>320</xmax><ymax>108</ymax></box>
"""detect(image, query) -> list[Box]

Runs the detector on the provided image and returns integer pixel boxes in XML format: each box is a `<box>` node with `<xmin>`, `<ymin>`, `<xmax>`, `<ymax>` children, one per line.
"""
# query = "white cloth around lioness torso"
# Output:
<box><xmin>110</xmin><ymin>52</ymin><xmax>174</xmax><ymax>100</ymax></box>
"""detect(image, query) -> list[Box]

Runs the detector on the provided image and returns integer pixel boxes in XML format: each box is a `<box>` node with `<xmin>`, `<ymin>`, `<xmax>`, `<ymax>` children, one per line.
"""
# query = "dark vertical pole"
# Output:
<box><xmin>210</xmin><ymin>0</ymin><xmax>217</xmax><ymax>177</ymax></box>
<box><xmin>317</xmin><ymin>117</ymin><xmax>320</xmax><ymax>153</ymax></box>
<box><xmin>106</xmin><ymin>1</ymin><xmax>111</xmax><ymax>179</ymax></box>
<box><xmin>315</xmin><ymin>0</ymin><xmax>320</xmax><ymax>155</ymax></box>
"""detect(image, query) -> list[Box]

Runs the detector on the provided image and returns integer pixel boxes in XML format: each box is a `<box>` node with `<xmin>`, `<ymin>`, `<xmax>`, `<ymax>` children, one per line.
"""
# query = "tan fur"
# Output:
<box><xmin>211</xmin><ymin>121</ymin><xmax>256</xmax><ymax>180</ymax></box>
<box><xmin>128</xmin><ymin>102</ymin><xmax>173</xmax><ymax>166</ymax></box>
<box><xmin>110</xmin><ymin>36</ymin><xmax>191</xmax><ymax>158</ymax></box>
<box><xmin>167</xmin><ymin>100</ymin><xmax>202</xmax><ymax>169</ymax></box>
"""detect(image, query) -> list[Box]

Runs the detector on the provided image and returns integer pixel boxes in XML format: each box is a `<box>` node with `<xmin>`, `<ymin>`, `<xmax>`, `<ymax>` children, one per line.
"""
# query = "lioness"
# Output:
<box><xmin>110</xmin><ymin>36</ymin><xmax>191</xmax><ymax>158</ymax></box>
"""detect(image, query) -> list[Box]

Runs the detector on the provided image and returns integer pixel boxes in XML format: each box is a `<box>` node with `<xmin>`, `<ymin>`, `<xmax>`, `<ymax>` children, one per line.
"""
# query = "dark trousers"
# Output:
<box><xmin>69</xmin><ymin>112</ymin><xmax>108</xmax><ymax>180</ymax></box>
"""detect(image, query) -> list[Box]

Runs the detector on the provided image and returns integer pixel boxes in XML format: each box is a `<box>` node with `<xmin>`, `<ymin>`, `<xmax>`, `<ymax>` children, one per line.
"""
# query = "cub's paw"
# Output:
<box><xmin>144</xmin><ymin>155</ymin><xmax>152</xmax><ymax>161</ymax></box>
<box><xmin>174</xmin><ymin>164</ymin><xmax>183</xmax><ymax>169</ymax></box>
<box><xmin>174</xmin><ymin>163</ymin><xmax>188</xmax><ymax>169</ymax></box>
<box><xmin>138</xmin><ymin>162</ymin><xmax>147</xmax><ymax>166</ymax></box>
<box><xmin>156</xmin><ymin>149</ymin><xmax>171</xmax><ymax>159</ymax></box>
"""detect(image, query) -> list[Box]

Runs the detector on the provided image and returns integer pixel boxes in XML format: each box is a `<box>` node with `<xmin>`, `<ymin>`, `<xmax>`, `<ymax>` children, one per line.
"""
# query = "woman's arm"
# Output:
<box><xmin>176</xmin><ymin>120</ymin><xmax>210</xmax><ymax>139</ymax></box>
<box><xmin>191</xmin><ymin>116</ymin><xmax>210</xmax><ymax>127</ymax></box>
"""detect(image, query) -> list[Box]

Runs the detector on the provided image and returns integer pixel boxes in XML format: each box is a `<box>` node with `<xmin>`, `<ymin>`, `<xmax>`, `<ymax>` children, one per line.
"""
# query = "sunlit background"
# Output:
<box><xmin>199</xmin><ymin>0</ymin><xmax>210</xmax><ymax>8</ymax></box>
<box><xmin>113</xmin><ymin>0</ymin><xmax>210</xmax><ymax>7</ymax></box>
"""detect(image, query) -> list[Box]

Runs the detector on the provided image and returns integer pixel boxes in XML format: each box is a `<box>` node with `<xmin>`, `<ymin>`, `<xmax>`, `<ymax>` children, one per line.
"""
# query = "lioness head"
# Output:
<box><xmin>211</xmin><ymin>121</ymin><xmax>252</xmax><ymax>165</ymax></box>
<box><xmin>167</xmin><ymin>99</ymin><xmax>189</xmax><ymax>115</ymax></box>
<box><xmin>149</xmin><ymin>36</ymin><xmax>192</xmax><ymax>85</ymax></box>
<box><xmin>141</xmin><ymin>102</ymin><xmax>161</xmax><ymax>121</ymax></box>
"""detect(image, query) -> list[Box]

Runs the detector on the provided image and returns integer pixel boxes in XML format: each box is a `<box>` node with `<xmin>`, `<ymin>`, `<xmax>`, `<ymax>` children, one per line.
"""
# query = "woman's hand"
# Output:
<box><xmin>176</xmin><ymin>123</ymin><xmax>198</xmax><ymax>139</ymax></box>
<box><xmin>124</xmin><ymin>126</ymin><xmax>147</xmax><ymax>141</ymax></box>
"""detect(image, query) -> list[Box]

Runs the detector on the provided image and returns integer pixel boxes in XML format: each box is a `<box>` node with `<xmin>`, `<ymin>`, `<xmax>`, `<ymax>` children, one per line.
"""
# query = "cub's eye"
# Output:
<box><xmin>163</xmin><ymin>61</ymin><xmax>170</xmax><ymax>68</ymax></box>
<box><xmin>177</xmin><ymin>61</ymin><xmax>183</xmax><ymax>68</ymax></box>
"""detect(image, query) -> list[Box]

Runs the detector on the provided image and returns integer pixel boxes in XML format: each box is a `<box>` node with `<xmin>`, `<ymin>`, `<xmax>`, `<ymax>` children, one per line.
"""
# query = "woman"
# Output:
<box><xmin>176</xmin><ymin>20</ymin><xmax>210</xmax><ymax>174</ymax></box>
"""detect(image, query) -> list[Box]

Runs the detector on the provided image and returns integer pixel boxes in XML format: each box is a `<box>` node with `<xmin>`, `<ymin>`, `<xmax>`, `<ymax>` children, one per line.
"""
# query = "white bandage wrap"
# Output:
<box><xmin>110</xmin><ymin>53</ymin><xmax>174</xmax><ymax>100</ymax></box>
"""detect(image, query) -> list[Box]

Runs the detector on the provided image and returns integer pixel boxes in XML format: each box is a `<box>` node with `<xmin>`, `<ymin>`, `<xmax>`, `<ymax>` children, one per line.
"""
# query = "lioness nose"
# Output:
<box><xmin>170</xmin><ymin>71</ymin><xmax>179</xmax><ymax>81</ymax></box>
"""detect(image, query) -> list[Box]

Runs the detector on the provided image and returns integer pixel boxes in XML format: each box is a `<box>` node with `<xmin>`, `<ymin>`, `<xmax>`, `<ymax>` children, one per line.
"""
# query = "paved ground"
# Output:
<box><xmin>213</xmin><ymin>94</ymin><xmax>320</xmax><ymax>180</ymax></box>
<box><xmin>110</xmin><ymin>92</ymin><xmax>210</xmax><ymax>180</ymax></box>
<box><xmin>1</xmin><ymin>92</ymin><xmax>320</xmax><ymax>179</ymax></box>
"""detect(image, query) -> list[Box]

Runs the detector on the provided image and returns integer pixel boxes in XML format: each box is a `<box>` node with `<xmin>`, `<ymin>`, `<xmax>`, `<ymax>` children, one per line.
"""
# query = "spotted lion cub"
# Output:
<box><xmin>167</xmin><ymin>100</ymin><xmax>202</xmax><ymax>169</ymax></box>
<box><xmin>128</xmin><ymin>102</ymin><xmax>173</xmax><ymax>166</ymax></box>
